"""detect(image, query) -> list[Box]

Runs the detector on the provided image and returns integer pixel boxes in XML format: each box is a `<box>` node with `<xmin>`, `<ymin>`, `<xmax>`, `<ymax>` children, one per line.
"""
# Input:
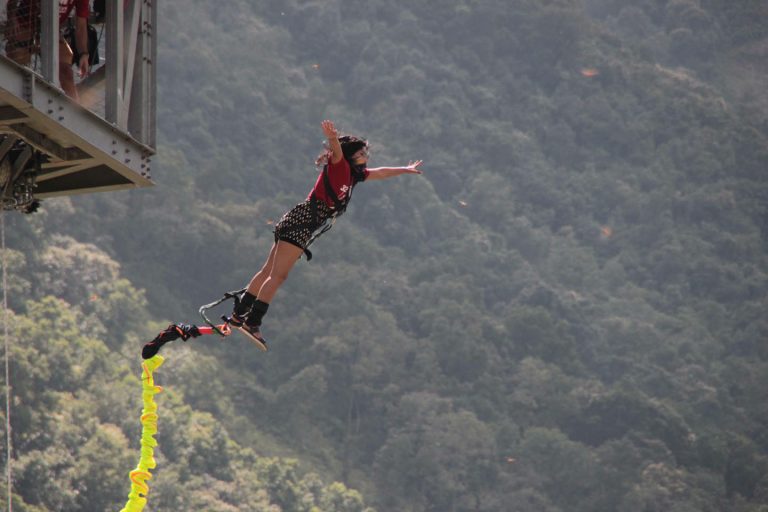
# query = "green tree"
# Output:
<box><xmin>375</xmin><ymin>393</ymin><xmax>497</xmax><ymax>511</ymax></box>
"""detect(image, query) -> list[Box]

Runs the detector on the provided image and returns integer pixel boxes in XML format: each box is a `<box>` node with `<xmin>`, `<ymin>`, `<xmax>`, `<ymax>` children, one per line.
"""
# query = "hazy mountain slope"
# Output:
<box><xmin>4</xmin><ymin>1</ymin><xmax>767</xmax><ymax>511</ymax></box>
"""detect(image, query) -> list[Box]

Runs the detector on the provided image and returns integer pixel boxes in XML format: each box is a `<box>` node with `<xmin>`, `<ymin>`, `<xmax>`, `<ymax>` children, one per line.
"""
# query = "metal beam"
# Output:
<box><xmin>40</xmin><ymin>158</ymin><xmax>93</xmax><ymax>170</ymax></box>
<box><xmin>10</xmin><ymin>145</ymin><xmax>32</xmax><ymax>178</ymax></box>
<box><xmin>39</xmin><ymin>0</ymin><xmax>59</xmax><ymax>86</ymax></box>
<box><xmin>9</xmin><ymin>123</ymin><xmax>90</xmax><ymax>162</ymax></box>
<box><xmin>129</xmin><ymin>0</ymin><xmax>156</xmax><ymax>146</ymax></box>
<box><xmin>34</xmin><ymin>163</ymin><xmax>134</xmax><ymax>197</ymax></box>
<box><xmin>106</xmin><ymin>0</ymin><xmax>125</xmax><ymax>129</ymax></box>
<box><xmin>1</xmin><ymin>145</ymin><xmax>30</xmax><ymax>199</ymax></box>
<box><xmin>35</xmin><ymin>162</ymin><xmax>93</xmax><ymax>182</ymax></box>
<box><xmin>0</xmin><ymin>68</ymin><xmax>153</xmax><ymax>180</ymax></box>
<box><xmin>121</xmin><ymin>0</ymin><xmax>142</xmax><ymax>126</ymax></box>
<box><xmin>0</xmin><ymin>137</ymin><xmax>18</xmax><ymax>163</ymax></box>
<box><xmin>36</xmin><ymin>183</ymin><xmax>134</xmax><ymax>199</ymax></box>
<box><xmin>0</xmin><ymin>106</ymin><xmax>29</xmax><ymax>124</ymax></box>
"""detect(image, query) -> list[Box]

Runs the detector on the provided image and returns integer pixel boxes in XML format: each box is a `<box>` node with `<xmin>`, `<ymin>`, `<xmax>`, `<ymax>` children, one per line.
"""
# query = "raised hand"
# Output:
<box><xmin>403</xmin><ymin>160</ymin><xmax>423</xmax><ymax>174</ymax></box>
<box><xmin>321</xmin><ymin>120</ymin><xmax>338</xmax><ymax>140</ymax></box>
<box><xmin>321</xmin><ymin>120</ymin><xmax>343</xmax><ymax>163</ymax></box>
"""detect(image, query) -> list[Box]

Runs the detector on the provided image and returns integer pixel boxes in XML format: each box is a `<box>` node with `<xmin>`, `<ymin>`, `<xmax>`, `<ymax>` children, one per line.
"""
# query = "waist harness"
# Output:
<box><xmin>303</xmin><ymin>163</ymin><xmax>364</xmax><ymax>260</ymax></box>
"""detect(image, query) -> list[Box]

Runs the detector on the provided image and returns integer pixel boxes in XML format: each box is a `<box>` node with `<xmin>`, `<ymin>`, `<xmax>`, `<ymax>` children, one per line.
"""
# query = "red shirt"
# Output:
<box><xmin>308</xmin><ymin>158</ymin><xmax>369</xmax><ymax>209</ymax></box>
<box><xmin>60</xmin><ymin>0</ymin><xmax>89</xmax><ymax>23</ymax></box>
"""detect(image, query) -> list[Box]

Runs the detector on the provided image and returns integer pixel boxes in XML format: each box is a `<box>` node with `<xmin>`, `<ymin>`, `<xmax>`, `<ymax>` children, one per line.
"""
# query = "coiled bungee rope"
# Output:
<box><xmin>119</xmin><ymin>354</ymin><xmax>164</xmax><ymax>512</ymax></box>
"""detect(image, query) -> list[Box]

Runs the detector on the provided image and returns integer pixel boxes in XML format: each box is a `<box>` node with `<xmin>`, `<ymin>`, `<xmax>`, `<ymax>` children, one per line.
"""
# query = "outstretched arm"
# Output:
<box><xmin>321</xmin><ymin>120</ymin><xmax>343</xmax><ymax>164</ymax></box>
<box><xmin>366</xmin><ymin>160</ymin><xmax>423</xmax><ymax>181</ymax></box>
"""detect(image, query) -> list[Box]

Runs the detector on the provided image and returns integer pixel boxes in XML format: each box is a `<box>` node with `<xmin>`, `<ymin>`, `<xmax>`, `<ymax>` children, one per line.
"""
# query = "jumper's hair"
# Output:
<box><xmin>315</xmin><ymin>135</ymin><xmax>369</xmax><ymax>168</ymax></box>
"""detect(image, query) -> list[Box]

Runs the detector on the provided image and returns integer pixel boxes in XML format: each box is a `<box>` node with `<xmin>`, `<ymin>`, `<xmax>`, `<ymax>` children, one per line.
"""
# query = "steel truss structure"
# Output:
<box><xmin>0</xmin><ymin>0</ymin><xmax>155</xmax><ymax>211</ymax></box>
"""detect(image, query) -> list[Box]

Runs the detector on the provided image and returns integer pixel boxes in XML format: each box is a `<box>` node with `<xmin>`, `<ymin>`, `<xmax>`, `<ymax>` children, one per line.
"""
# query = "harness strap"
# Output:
<box><xmin>302</xmin><ymin>217</ymin><xmax>336</xmax><ymax>261</ymax></box>
<box><xmin>300</xmin><ymin>163</ymin><xmax>359</xmax><ymax>261</ymax></box>
<box><xmin>199</xmin><ymin>288</ymin><xmax>246</xmax><ymax>336</ymax></box>
<box><xmin>322</xmin><ymin>164</ymin><xmax>347</xmax><ymax>213</ymax></box>
<box><xmin>300</xmin><ymin>194</ymin><xmax>337</xmax><ymax>261</ymax></box>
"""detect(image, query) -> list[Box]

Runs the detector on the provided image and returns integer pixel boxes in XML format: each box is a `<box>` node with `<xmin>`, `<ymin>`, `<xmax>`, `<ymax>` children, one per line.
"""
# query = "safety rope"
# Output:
<box><xmin>119</xmin><ymin>355</ymin><xmax>164</xmax><ymax>512</ymax></box>
<box><xmin>1</xmin><ymin>211</ymin><xmax>12</xmax><ymax>512</ymax></box>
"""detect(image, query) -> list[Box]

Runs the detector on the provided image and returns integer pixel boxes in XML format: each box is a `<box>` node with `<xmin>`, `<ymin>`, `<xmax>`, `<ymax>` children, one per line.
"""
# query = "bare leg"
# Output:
<box><xmin>58</xmin><ymin>38</ymin><xmax>78</xmax><ymax>101</ymax></box>
<box><xmin>256</xmin><ymin>241</ymin><xmax>303</xmax><ymax>304</ymax></box>
<box><xmin>246</xmin><ymin>242</ymin><xmax>278</xmax><ymax>296</ymax></box>
<box><xmin>235</xmin><ymin>241</ymin><xmax>302</xmax><ymax>349</ymax></box>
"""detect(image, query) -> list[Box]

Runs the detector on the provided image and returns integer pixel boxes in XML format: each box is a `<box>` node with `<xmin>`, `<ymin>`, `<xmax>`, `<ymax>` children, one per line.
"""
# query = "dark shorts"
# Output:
<box><xmin>273</xmin><ymin>199</ymin><xmax>333</xmax><ymax>249</ymax></box>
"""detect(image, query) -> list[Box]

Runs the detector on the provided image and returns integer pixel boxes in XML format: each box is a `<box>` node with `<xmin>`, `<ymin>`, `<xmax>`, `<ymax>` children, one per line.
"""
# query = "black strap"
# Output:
<box><xmin>322</xmin><ymin>164</ymin><xmax>347</xmax><ymax>213</ymax></box>
<box><xmin>199</xmin><ymin>288</ymin><xmax>246</xmax><ymax>336</ymax></box>
<box><xmin>310</xmin><ymin>193</ymin><xmax>319</xmax><ymax>225</ymax></box>
<box><xmin>300</xmin><ymin>163</ymin><xmax>359</xmax><ymax>261</ymax></box>
<box><xmin>303</xmin><ymin>195</ymin><xmax>321</xmax><ymax>261</ymax></box>
<box><xmin>301</xmin><ymin>194</ymin><xmax>336</xmax><ymax>261</ymax></box>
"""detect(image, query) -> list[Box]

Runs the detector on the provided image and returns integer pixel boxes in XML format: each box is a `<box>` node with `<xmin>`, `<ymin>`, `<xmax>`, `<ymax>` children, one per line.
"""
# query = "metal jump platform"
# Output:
<box><xmin>0</xmin><ymin>0</ymin><xmax>155</xmax><ymax>212</ymax></box>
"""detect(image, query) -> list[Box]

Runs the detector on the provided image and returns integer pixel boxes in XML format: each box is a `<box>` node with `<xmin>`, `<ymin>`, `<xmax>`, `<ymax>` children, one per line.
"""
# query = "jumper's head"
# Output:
<box><xmin>315</xmin><ymin>134</ymin><xmax>369</xmax><ymax>168</ymax></box>
<box><xmin>339</xmin><ymin>135</ymin><xmax>369</xmax><ymax>165</ymax></box>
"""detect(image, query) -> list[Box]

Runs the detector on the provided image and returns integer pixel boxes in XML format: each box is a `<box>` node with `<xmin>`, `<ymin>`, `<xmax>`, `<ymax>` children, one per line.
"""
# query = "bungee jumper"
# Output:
<box><xmin>142</xmin><ymin>120</ymin><xmax>422</xmax><ymax>359</ymax></box>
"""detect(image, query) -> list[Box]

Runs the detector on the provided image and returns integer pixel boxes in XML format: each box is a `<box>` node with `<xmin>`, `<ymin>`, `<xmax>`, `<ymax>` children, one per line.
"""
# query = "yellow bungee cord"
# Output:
<box><xmin>119</xmin><ymin>354</ymin><xmax>164</xmax><ymax>512</ymax></box>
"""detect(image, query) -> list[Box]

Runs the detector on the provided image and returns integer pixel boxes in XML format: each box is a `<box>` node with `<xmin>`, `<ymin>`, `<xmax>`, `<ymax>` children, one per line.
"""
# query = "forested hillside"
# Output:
<box><xmin>2</xmin><ymin>0</ymin><xmax>767</xmax><ymax>511</ymax></box>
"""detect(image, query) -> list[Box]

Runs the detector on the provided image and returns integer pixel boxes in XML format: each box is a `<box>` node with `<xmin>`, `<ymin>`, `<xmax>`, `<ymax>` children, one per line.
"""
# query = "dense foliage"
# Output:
<box><xmin>2</xmin><ymin>0</ymin><xmax>767</xmax><ymax>510</ymax></box>
<box><xmin>0</xmin><ymin>239</ymin><xmax>373</xmax><ymax>511</ymax></box>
